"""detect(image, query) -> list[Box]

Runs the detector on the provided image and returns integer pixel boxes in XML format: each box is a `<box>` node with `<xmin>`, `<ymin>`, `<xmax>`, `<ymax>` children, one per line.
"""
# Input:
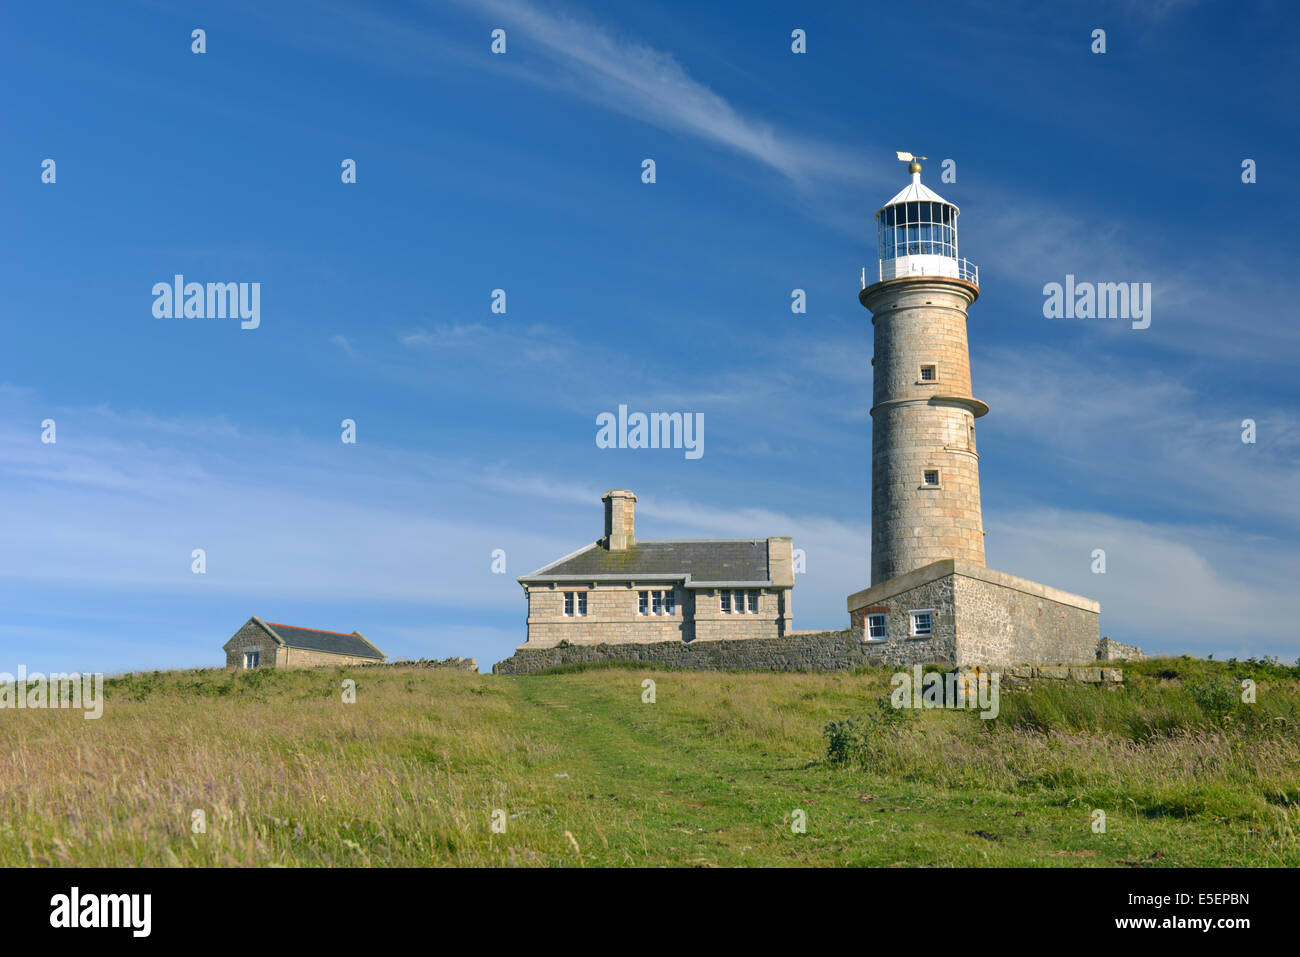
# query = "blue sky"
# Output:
<box><xmin>2</xmin><ymin>0</ymin><xmax>1298</xmax><ymax>674</ymax></box>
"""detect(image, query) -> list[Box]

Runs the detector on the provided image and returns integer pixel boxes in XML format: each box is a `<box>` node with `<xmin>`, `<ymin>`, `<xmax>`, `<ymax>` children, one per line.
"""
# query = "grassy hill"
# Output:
<box><xmin>1</xmin><ymin>657</ymin><xmax>1296</xmax><ymax>866</ymax></box>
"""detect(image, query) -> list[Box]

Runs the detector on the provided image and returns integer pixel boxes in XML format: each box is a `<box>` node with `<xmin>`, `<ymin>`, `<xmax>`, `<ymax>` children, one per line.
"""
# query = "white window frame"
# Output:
<box><xmin>865</xmin><ymin>613</ymin><xmax>887</xmax><ymax>641</ymax></box>
<box><xmin>243</xmin><ymin>651</ymin><xmax>260</xmax><ymax>669</ymax></box>
<box><xmin>576</xmin><ymin>592</ymin><xmax>587</xmax><ymax>617</ymax></box>
<box><xmin>720</xmin><ymin>591</ymin><xmax>731</xmax><ymax>613</ymax></box>
<box><xmin>909</xmin><ymin>609</ymin><xmax>934</xmax><ymax>638</ymax></box>
<box><xmin>919</xmin><ymin>363</ymin><xmax>938</xmax><ymax>383</ymax></box>
<box><xmin>922</xmin><ymin>469</ymin><xmax>941</xmax><ymax>488</ymax></box>
<box><xmin>651</xmin><ymin>591</ymin><xmax>663</xmax><ymax>616</ymax></box>
<box><xmin>637</xmin><ymin>591</ymin><xmax>649</xmax><ymax>615</ymax></box>
<box><xmin>664</xmin><ymin>590</ymin><xmax>676</xmax><ymax>615</ymax></box>
<box><xmin>747</xmin><ymin>590</ymin><xmax>759</xmax><ymax>614</ymax></box>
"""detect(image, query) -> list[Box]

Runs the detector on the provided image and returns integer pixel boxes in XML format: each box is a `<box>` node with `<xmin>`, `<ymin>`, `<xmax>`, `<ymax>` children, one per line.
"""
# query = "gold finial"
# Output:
<box><xmin>896</xmin><ymin>151</ymin><xmax>927</xmax><ymax>175</ymax></box>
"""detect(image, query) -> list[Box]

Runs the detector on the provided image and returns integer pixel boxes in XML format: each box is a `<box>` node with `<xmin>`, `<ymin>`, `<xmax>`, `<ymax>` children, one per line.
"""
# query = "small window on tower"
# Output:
<box><xmin>923</xmin><ymin>469</ymin><xmax>940</xmax><ymax>487</ymax></box>
<box><xmin>920</xmin><ymin>364</ymin><xmax>937</xmax><ymax>382</ymax></box>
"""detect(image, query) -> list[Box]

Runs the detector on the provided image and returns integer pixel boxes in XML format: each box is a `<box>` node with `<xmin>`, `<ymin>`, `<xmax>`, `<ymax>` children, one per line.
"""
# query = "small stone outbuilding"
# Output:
<box><xmin>223</xmin><ymin>617</ymin><xmax>386</xmax><ymax>669</ymax></box>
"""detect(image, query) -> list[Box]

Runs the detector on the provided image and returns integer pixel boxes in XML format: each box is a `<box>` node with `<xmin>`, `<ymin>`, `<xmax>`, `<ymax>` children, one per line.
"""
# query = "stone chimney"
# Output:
<box><xmin>767</xmin><ymin>537</ymin><xmax>794</xmax><ymax>587</ymax></box>
<box><xmin>768</xmin><ymin>537</ymin><xmax>795</xmax><ymax>636</ymax></box>
<box><xmin>602</xmin><ymin>489</ymin><xmax>637</xmax><ymax>550</ymax></box>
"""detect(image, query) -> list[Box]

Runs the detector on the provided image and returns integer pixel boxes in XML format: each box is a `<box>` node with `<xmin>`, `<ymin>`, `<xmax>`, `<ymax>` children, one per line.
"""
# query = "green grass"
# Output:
<box><xmin>1</xmin><ymin>657</ymin><xmax>1296</xmax><ymax>866</ymax></box>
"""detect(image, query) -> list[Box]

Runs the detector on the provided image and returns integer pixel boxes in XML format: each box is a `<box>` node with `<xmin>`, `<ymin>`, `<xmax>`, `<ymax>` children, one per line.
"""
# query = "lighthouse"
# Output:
<box><xmin>844</xmin><ymin>154</ymin><xmax>1112</xmax><ymax>670</ymax></box>
<box><xmin>861</xmin><ymin>155</ymin><xmax>989</xmax><ymax>585</ymax></box>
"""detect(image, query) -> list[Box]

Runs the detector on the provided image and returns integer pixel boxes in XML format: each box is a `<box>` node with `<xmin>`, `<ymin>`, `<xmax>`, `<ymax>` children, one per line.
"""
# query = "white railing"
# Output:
<box><xmin>862</xmin><ymin>257</ymin><xmax>979</xmax><ymax>289</ymax></box>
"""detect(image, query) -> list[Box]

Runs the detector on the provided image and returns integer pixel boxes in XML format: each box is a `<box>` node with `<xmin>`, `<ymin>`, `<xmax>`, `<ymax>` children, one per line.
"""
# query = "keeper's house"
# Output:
<box><xmin>223</xmin><ymin>617</ymin><xmax>386</xmax><ymax>669</ymax></box>
<box><xmin>517</xmin><ymin>490</ymin><xmax>795</xmax><ymax>647</ymax></box>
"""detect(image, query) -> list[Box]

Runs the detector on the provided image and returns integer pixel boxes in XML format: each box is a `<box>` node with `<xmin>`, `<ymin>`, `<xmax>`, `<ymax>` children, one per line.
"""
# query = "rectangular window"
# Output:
<box><xmin>638</xmin><ymin>591</ymin><xmax>648</xmax><ymax>615</ymax></box>
<box><xmin>651</xmin><ymin>591</ymin><xmax>663</xmax><ymax>616</ymax></box>
<box><xmin>563</xmin><ymin>592</ymin><xmax>574</xmax><ymax>616</ymax></box>
<box><xmin>576</xmin><ymin>592</ymin><xmax>587</xmax><ymax>617</ymax></box>
<box><xmin>920</xmin><ymin>364</ymin><xmax>936</xmax><ymax>382</ymax></box>
<box><xmin>720</xmin><ymin>591</ymin><xmax>731</xmax><ymax>613</ymax></box>
<box><xmin>866</xmin><ymin>613</ymin><xmax>887</xmax><ymax>640</ymax></box>
<box><xmin>923</xmin><ymin>469</ymin><xmax>940</xmax><ymax>487</ymax></box>
<box><xmin>747</xmin><ymin>590</ymin><xmax>759</xmax><ymax>613</ymax></box>
<box><xmin>243</xmin><ymin>651</ymin><xmax>260</xmax><ymax>669</ymax></box>
<box><xmin>664</xmin><ymin>590</ymin><xmax>676</xmax><ymax>615</ymax></box>
<box><xmin>910</xmin><ymin>610</ymin><xmax>934</xmax><ymax>637</ymax></box>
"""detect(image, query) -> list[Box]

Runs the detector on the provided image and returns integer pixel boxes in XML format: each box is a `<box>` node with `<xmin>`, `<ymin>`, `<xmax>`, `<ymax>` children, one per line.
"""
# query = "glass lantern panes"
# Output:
<box><xmin>877</xmin><ymin>201</ymin><xmax>958</xmax><ymax>261</ymax></box>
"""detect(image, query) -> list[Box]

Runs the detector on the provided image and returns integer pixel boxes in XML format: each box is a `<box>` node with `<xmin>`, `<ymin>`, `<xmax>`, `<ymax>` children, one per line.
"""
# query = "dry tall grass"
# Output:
<box><xmin>1</xmin><ymin>659</ymin><xmax>1295</xmax><ymax>866</ymax></box>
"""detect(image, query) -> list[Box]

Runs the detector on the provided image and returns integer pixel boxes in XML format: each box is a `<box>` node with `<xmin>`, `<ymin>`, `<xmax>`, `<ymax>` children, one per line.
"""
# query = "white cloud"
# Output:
<box><xmin>988</xmin><ymin>506</ymin><xmax>1300</xmax><ymax>659</ymax></box>
<box><xmin>447</xmin><ymin>0</ymin><xmax>874</xmax><ymax>188</ymax></box>
<box><xmin>977</xmin><ymin>344</ymin><xmax>1300</xmax><ymax>533</ymax></box>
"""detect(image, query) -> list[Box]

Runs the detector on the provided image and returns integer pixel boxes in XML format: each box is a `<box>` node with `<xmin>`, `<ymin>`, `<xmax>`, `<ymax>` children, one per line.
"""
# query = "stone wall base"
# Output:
<box><xmin>493</xmin><ymin>633</ymin><xmax>1141</xmax><ymax>677</ymax></box>
<box><xmin>360</xmin><ymin>657</ymin><xmax>479</xmax><ymax>673</ymax></box>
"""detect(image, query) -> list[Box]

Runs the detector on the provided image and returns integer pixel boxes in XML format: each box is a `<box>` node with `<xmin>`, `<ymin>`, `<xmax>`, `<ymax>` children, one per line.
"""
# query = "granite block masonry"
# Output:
<box><xmin>842</xmin><ymin>158</ymin><xmax>1132</xmax><ymax>667</ymax></box>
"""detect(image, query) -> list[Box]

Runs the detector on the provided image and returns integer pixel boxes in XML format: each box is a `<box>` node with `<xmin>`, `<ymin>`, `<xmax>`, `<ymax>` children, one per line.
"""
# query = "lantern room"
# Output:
<box><xmin>868</xmin><ymin>162</ymin><xmax>978</xmax><ymax>287</ymax></box>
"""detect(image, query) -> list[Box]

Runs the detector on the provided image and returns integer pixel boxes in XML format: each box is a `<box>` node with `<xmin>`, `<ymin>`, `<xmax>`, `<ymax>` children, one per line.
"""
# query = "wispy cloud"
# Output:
<box><xmin>451</xmin><ymin>0</ymin><xmax>872</xmax><ymax>188</ymax></box>
<box><xmin>977</xmin><ymin>345</ymin><xmax>1300</xmax><ymax>533</ymax></box>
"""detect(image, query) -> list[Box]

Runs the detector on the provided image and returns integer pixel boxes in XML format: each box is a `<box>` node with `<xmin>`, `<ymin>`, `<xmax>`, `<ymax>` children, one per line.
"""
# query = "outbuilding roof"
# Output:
<box><xmin>260</xmin><ymin>621</ymin><xmax>386</xmax><ymax>659</ymax></box>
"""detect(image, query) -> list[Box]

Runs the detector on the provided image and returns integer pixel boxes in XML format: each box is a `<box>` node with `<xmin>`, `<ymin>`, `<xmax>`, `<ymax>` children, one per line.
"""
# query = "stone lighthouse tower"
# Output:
<box><xmin>861</xmin><ymin>155</ymin><xmax>989</xmax><ymax>585</ymax></box>
<box><xmin>844</xmin><ymin>154</ymin><xmax>1111</xmax><ymax>669</ymax></box>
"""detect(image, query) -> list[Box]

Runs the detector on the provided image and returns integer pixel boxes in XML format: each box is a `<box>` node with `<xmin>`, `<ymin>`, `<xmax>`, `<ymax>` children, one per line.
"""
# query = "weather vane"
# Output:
<box><xmin>896</xmin><ymin>151</ymin><xmax>927</xmax><ymax>173</ymax></box>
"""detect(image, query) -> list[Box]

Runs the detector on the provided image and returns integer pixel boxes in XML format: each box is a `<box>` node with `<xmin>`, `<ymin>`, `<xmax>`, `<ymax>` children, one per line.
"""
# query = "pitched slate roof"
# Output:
<box><xmin>520</xmin><ymin>540</ymin><xmax>770</xmax><ymax>585</ymax></box>
<box><xmin>262</xmin><ymin>622</ymin><xmax>385</xmax><ymax>660</ymax></box>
